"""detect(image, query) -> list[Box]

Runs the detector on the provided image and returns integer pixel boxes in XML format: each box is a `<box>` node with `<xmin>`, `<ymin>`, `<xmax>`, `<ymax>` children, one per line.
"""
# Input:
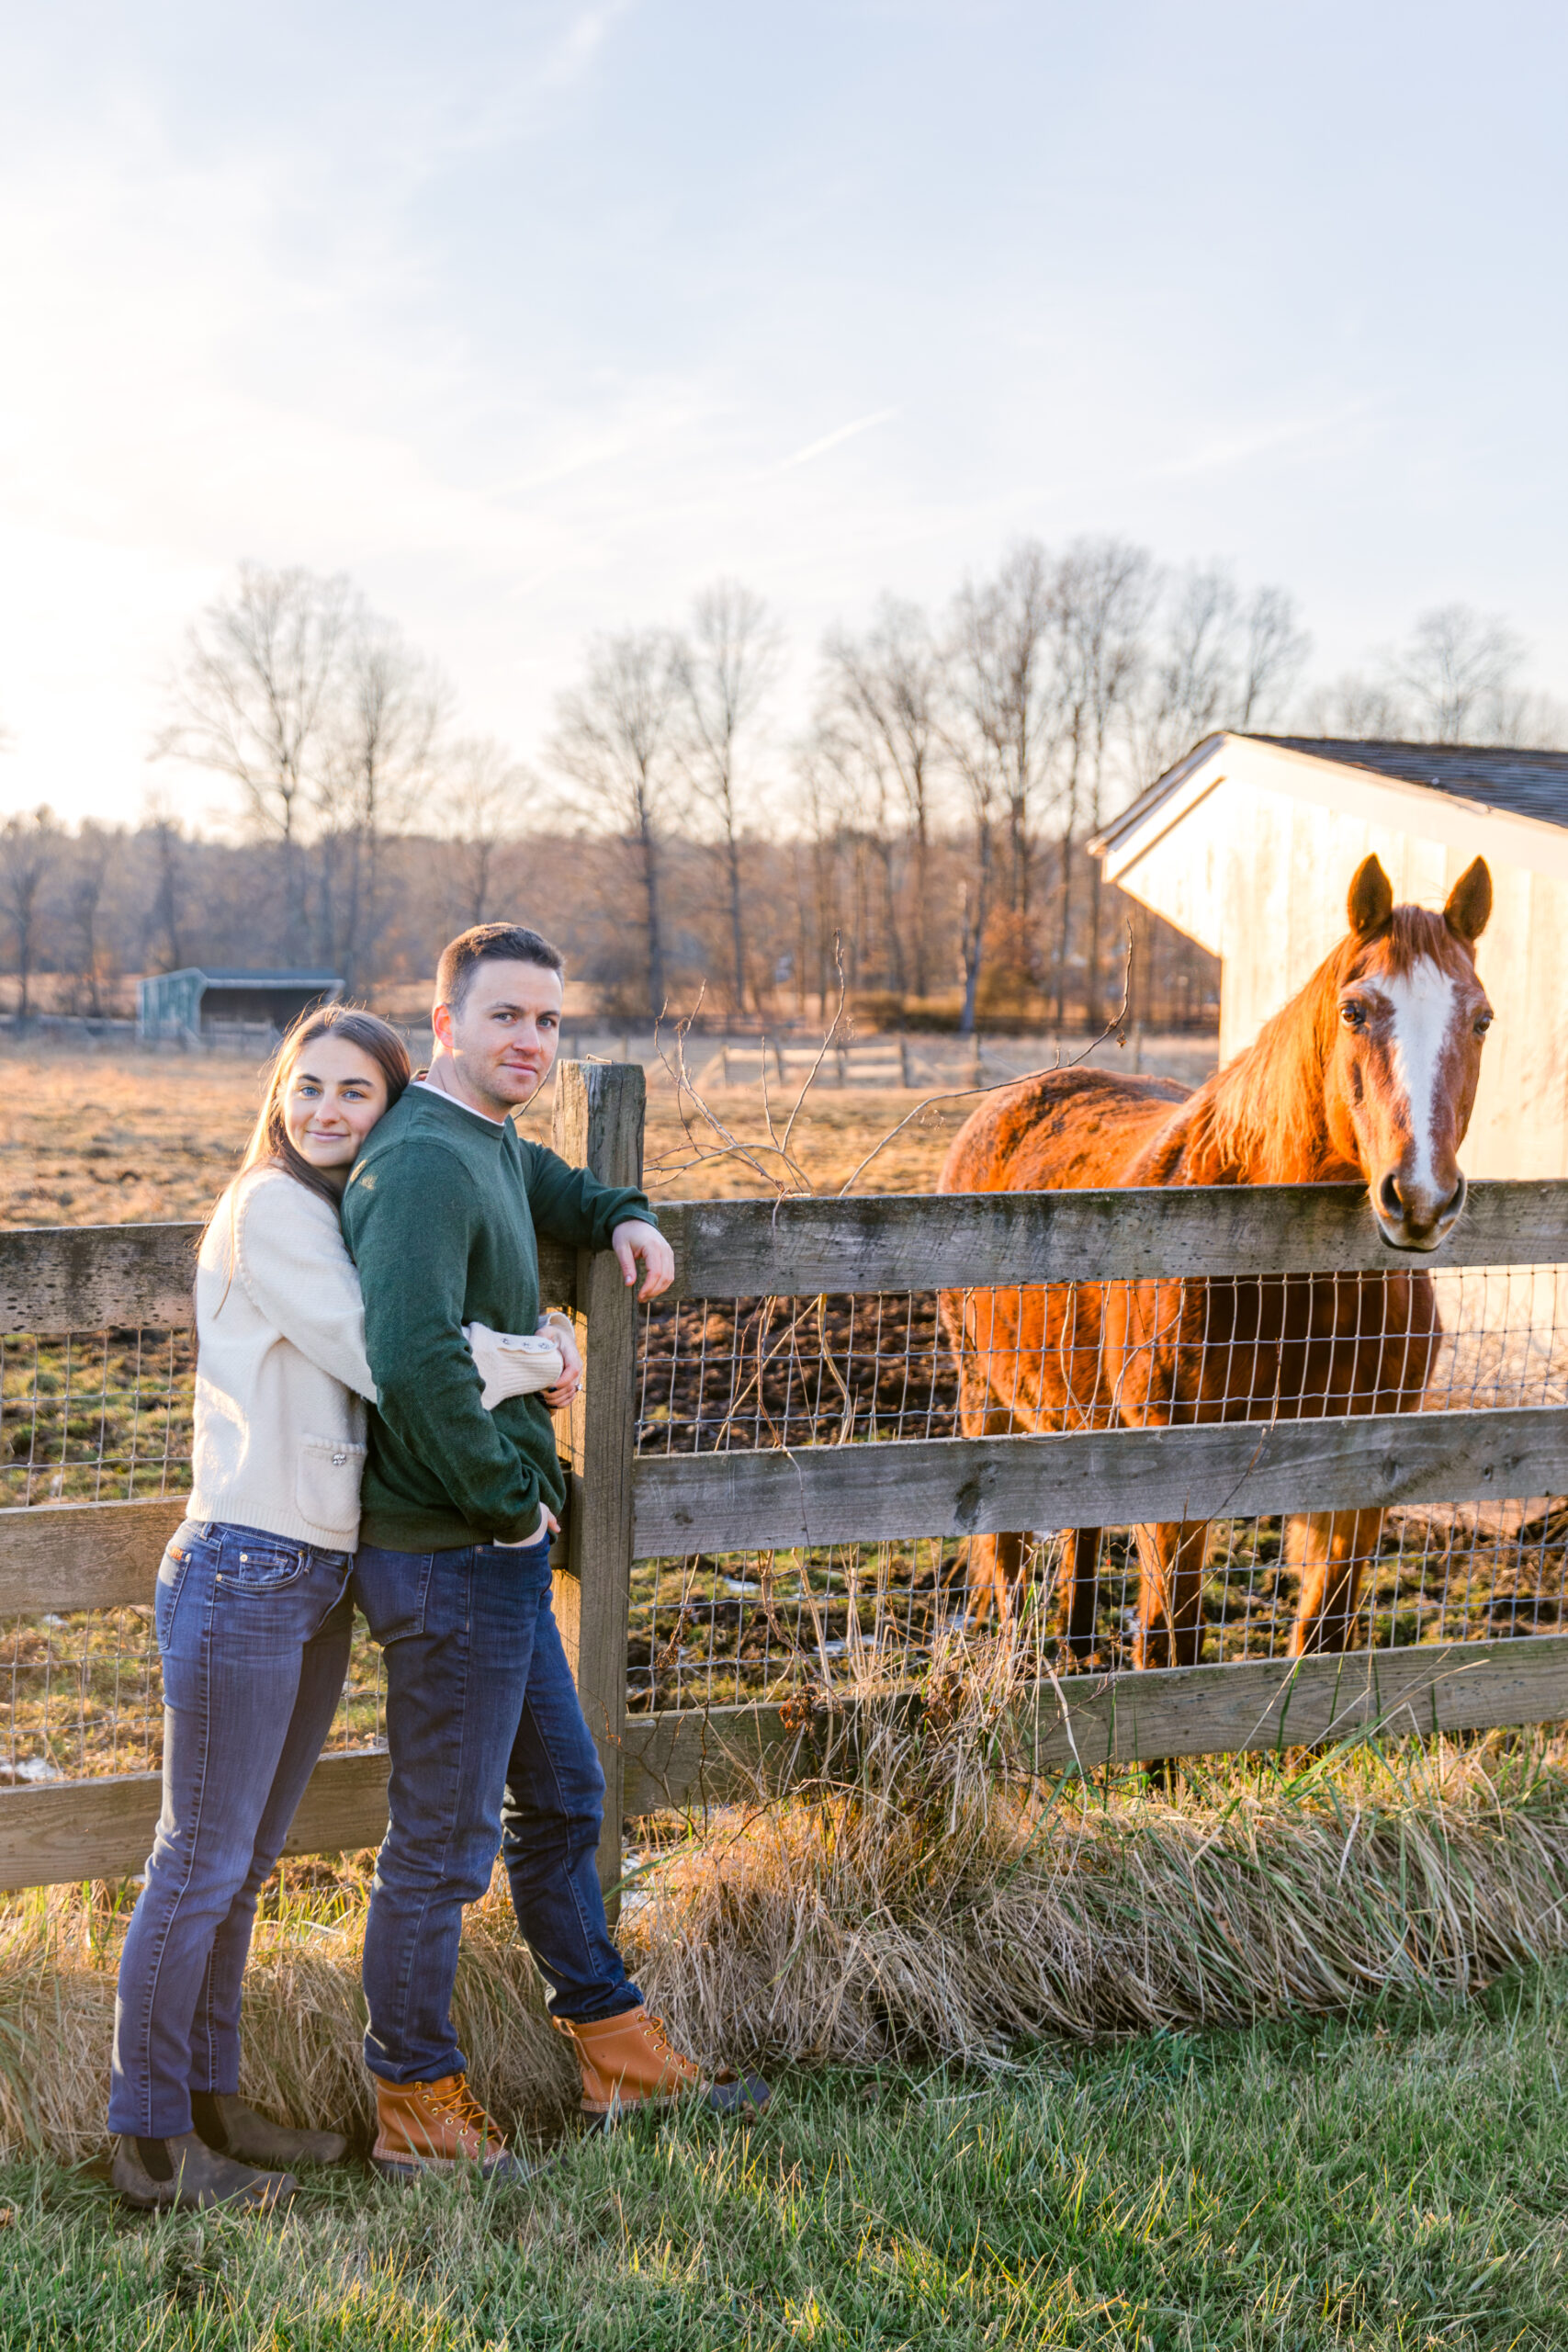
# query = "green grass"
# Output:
<box><xmin>6</xmin><ymin>1971</ymin><xmax>1568</xmax><ymax>2350</ymax></box>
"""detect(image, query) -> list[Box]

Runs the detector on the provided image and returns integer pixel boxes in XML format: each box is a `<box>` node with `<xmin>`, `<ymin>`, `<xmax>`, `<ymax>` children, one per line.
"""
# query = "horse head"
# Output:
<box><xmin>1325</xmin><ymin>854</ymin><xmax>1494</xmax><ymax>1250</ymax></box>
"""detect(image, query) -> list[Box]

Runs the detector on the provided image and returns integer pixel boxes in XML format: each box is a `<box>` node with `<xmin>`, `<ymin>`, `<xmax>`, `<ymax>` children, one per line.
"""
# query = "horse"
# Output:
<box><xmin>936</xmin><ymin>854</ymin><xmax>1495</xmax><ymax>1665</ymax></box>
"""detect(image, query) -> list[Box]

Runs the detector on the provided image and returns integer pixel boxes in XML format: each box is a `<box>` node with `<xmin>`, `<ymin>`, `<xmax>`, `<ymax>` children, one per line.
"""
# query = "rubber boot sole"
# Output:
<box><xmin>584</xmin><ymin>2074</ymin><xmax>772</xmax><ymax>2127</ymax></box>
<box><xmin>371</xmin><ymin>2148</ymin><xmax>541</xmax><ymax>2185</ymax></box>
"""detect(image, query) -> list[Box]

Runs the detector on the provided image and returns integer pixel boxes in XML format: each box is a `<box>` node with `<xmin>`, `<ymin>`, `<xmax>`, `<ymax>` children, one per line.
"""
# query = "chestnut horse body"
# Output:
<box><xmin>937</xmin><ymin>855</ymin><xmax>1495</xmax><ymax>1664</ymax></box>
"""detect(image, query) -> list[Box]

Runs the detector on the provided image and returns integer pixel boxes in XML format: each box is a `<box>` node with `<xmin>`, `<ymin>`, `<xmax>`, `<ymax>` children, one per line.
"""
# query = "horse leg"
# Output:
<box><xmin>965</xmin><ymin>1529</ymin><xmax>1026</xmax><ymax>1624</ymax></box>
<box><xmin>1062</xmin><ymin>1527</ymin><xmax>1103</xmax><ymax>1658</ymax></box>
<box><xmin>1287</xmin><ymin>1508</ymin><xmax>1382</xmax><ymax>1654</ymax></box>
<box><xmin>1133</xmin><ymin>1521</ymin><xmax>1210</xmax><ymax>1669</ymax></box>
<box><xmin>954</xmin><ymin>1355</ymin><xmax>1029</xmax><ymax>1627</ymax></box>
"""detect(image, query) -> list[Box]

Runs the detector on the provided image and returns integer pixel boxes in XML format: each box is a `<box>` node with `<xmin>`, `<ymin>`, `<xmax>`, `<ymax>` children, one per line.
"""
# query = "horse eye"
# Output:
<box><xmin>1340</xmin><ymin>1001</ymin><xmax>1365</xmax><ymax>1029</ymax></box>
<box><xmin>1474</xmin><ymin>1012</ymin><xmax>1493</xmax><ymax>1035</ymax></box>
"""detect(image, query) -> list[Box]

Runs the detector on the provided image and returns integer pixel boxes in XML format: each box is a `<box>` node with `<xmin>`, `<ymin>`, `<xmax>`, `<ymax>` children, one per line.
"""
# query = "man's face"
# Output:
<box><xmin>434</xmin><ymin>957</ymin><xmax>563</xmax><ymax>1115</ymax></box>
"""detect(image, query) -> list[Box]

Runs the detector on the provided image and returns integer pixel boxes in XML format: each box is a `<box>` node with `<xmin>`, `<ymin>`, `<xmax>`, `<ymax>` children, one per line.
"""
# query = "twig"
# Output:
<box><xmin>779</xmin><ymin>937</ymin><xmax>849</xmax><ymax>1171</ymax></box>
<box><xmin>832</xmin><ymin>932</ymin><xmax>1136</xmax><ymax>1196</ymax></box>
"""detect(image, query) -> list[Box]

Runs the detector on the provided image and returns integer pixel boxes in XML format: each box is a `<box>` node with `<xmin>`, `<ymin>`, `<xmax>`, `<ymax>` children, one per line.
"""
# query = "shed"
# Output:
<box><xmin>137</xmin><ymin>968</ymin><xmax>344</xmax><ymax>1044</ymax></box>
<box><xmin>1092</xmin><ymin>735</ymin><xmax>1568</xmax><ymax>1180</ymax></box>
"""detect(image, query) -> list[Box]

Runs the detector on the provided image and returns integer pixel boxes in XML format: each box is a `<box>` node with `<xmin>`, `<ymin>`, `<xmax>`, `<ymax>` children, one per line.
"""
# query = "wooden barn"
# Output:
<box><xmin>1093</xmin><ymin>735</ymin><xmax>1568</xmax><ymax>1181</ymax></box>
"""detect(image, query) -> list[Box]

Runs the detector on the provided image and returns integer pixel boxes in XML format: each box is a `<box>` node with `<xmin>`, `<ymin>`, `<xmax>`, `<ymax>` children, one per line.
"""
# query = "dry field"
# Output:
<box><xmin>0</xmin><ymin>1045</ymin><xmax>979</xmax><ymax>1226</ymax></box>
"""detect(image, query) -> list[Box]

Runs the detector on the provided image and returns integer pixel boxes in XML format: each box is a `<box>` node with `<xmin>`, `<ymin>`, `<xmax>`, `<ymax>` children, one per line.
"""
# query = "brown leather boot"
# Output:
<box><xmin>371</xmin><ymin>2073</ymin><xmax>534</xmax><ymax>2182</ymax></box>
<box><xmin>192</xmin><ymin>2091</ymin><xmax>348</xmax><ymax>2168</ymax></box>
<box><xmin>553</xmin><ymin>2005</ymin><xmax>771</xmax><ymax>2122</ymax></box>
<box><xmin>111</xmin><ymin>2131</ymin><xmax>295</xmax><ymax>2212</ymax></box>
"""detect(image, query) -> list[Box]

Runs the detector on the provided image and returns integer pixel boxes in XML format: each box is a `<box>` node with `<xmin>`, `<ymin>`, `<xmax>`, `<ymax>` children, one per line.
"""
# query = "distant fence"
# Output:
<box><xmin>2</xmin><ymin>1062</ymin><xmax>1566</xmax><ymax>1903</ymax></box>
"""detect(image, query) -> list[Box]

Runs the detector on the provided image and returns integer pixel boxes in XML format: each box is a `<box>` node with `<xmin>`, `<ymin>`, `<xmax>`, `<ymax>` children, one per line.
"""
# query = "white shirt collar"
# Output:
<box><xmin>413</xmin><ymin>1074</ymin><xmax>507</xmax><ymax>1128</ymax></box>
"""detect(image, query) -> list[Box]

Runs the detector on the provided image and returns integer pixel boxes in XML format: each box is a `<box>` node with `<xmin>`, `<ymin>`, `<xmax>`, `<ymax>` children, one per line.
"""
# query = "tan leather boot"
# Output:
<box><xmin>371</xmin><ymin>2073</ymin><xmax>533</xmax><ymax>2182</ymax></box>
<box><xmin>553</xmin><ymin>2005</ymin><xmax>771</xmax><ymax>2122</ymax></box>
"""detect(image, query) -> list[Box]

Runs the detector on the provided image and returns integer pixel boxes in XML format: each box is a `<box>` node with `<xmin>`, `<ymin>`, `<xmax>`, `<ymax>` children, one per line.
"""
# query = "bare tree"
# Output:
<box><xmin>153</xmin><ymin>565</ymin><xmax>352</xmax><ymax>959</ymax></box>
<box><xmin>947</xmin><ymin>543</ymin><xmax>1061</xmax><ymax>944</ymax></box>
<box><xmin>547</xmin><ymin>631</ymin><xmax>682</xmax><ymax>1022</ymax></box>
<box><xmin>672</xmin><ymin>581</ymin><xmax>781</xmax><ymax>1014</ymax></box>
<box><xmin>140</xmin><ymin>794</ymin><xmax>188</xmax><ymax>973</ymax></box>
<box><xmin>1052</xmin><ymin>538</ymin><xmax>1156</xmax><ymax>1028</ymax></box>
<box><xmin>937</xmin><ymin>689</ymin><xmax>1005</xmax><ymax>1038</ymax></box>
<box><xmin>1236</xmin><ymin>585</ymin><xmax>1312</xmax><ymax>729</ymax></box>
<box><xmin>1299</xmin><ymin>673</ymin><xmax>1410</xmax><ymax>739</ymax></box>
<box><xmin>818</xmin><ymin>596</ymin><xmax>943</xmax><ymax>997</ymax></box>
<box><xmin>0</xmin><ymin>808</ymin><xmax>60</xmax><ymax>1018</ymax></box>
<box><xmin>66</xmin><ymin>822</ymin><xmax>113</xmax><ymax>1014</ymax></box>
<box><xmin>1140</xmin><ymin>564</ymin><xmax>1243</xmax><ymax>775</ymax></box>
<box><xmin>439</xmin><ymin>736</ymin><xmax>526</xmax><ymax>927</ymax></box>
<box><xmin>319</xmin><ymin>619</ymin><xmax>448</xmax><ymax>989</ymax></box>
<box><xmin>1135</xmin><ymin>564</ymin><xmax>1311</xmax><ymax>775</ymax></box>
<box><xmin>1383</xmin><ymin>604</ymin><xmax>1528</xmax><ymax>743</ymax></box>
<box><xmin>794</xmin><ymin>736</ymin><xmax>852</xmax><ymax>1015</ymax></box>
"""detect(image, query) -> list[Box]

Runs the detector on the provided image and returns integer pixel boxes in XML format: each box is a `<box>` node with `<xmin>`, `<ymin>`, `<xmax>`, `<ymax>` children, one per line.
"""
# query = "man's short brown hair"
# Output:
<box><xmin>434</xmin><ymin>923</ymin><xmax>564</xmax><ymax>1015</ymax></box>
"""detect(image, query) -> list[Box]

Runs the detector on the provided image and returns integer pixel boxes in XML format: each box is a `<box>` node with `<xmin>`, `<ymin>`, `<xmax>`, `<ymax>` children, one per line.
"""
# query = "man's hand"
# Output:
<box><xmin>611</xmin><ymin>1218</ymin><xmax>674</xmax><ymax>1301</ymax></box>
<box><xmin>541</xmin><ymin>1317</ymin><xmax>582</xmax><ymax>1411</ymax></box>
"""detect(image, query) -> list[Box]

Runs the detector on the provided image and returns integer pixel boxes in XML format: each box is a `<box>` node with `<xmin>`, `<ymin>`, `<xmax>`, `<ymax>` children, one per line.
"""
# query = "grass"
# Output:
<box><xmin>7</xmin><ymin>1650</ymin><xmax>1568</xmax><ymax>2341</ymax></box>
<box><xmin>2</xmin><ymin>1980</ymin><xmax>1568</xmax><ymax>2348</ymax></box>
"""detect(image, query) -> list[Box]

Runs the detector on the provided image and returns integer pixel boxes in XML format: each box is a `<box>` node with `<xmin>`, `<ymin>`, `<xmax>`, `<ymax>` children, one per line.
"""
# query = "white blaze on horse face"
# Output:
<box><xmin>1383</xmin><ymin>958</ymin><xmax>1459</xmax><ymax>1201</ymax></box>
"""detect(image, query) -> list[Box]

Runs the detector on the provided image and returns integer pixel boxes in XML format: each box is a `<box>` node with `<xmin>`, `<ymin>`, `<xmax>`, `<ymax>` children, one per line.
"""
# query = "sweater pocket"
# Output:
<box><xmin>297</xmin><ymin>1435</ymin><xmax>367</xmax><ymax>1534</ymax></box>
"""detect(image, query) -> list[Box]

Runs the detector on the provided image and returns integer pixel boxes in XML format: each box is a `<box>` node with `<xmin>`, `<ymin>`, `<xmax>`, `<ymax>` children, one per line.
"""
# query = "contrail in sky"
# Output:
<box><xmin>776</xmin><ymin>408</ymin><xmax>898</xmax><ymax>470</ymax></box>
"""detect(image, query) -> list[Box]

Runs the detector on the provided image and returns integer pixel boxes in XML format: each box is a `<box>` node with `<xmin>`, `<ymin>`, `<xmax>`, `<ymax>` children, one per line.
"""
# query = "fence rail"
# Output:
<box><xmin>2</xmin><ymin>1066</ymin><xmax>1566</xmax><ymax>1892</ymax></box>
<box><xmin>630</xmin><ymin>1406</ymin><xmax>1568</xmax><ymax>1556</ymax></box>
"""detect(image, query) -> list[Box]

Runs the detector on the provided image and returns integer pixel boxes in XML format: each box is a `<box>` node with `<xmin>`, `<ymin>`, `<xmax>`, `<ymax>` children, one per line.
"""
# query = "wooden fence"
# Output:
<box><xmin>2</xmin><ymin>1062</ymin><xmax>1567</xmax><ymax>1900</ymax></box>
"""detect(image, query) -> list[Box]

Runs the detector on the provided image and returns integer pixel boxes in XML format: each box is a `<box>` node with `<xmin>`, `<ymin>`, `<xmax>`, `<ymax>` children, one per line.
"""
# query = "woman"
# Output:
<box><xmin>108</xmin><ymin>1006</ymin><xmax>574</xmax><ymax>2211</ymax></box>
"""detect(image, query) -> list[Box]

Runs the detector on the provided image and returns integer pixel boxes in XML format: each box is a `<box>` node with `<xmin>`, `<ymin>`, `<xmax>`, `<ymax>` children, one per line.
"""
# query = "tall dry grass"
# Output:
<box><xmin>0</xmin><ymin>1877</ymin><xmax>581</xmax><ymax>2163</ymax></box>
<box><xmin>626</xmin><ymin>1625</ymin><xmax>1568</xmax><ymax>2070</ymax></box>
<box><xmin>6</xmin><ymin>1625</ymin><xmax>1568</xmax><ymax>2161</ymax></box>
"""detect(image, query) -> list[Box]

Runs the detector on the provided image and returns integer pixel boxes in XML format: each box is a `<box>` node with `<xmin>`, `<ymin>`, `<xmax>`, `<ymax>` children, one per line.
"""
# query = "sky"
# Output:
<box><xmin>1</xmin><ymin>0</ymin><xmax>1566</xmax><ymax>828</ymax></box>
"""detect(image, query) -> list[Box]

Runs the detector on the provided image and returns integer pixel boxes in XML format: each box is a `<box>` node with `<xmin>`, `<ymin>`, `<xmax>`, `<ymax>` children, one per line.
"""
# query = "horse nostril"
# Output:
<box><xmin>1379</xmin><ymin>1173</ymin><xmax>1403</xmax><ymax>1218</ymax></box>
<box><xmin>1441</xmin><ymin>1176</ymin><xmax>1466</xmax><ymax>1223</ymax></box>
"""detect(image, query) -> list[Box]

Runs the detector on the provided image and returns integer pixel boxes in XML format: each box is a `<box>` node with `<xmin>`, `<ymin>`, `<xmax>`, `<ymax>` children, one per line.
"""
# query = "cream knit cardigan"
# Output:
<box><xmin>188</xmin><ymin>1165</ymin><xmax>378</xmax><ymax>1549</ymax></box>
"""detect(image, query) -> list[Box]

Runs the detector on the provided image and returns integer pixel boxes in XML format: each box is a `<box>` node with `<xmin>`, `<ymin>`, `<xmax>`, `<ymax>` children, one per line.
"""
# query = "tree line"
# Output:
<box><xmin>0</xmin><ymin>548</ymin><xmax>1558</xmax><ymax>1032</ymax></box>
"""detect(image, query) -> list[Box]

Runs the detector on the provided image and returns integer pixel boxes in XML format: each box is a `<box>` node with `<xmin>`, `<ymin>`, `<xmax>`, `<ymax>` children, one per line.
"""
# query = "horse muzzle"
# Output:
<box><xmin>1373</xmin><ymin>1168</ymin><xmax>1466</xmax><ymax>1252</ymax></box>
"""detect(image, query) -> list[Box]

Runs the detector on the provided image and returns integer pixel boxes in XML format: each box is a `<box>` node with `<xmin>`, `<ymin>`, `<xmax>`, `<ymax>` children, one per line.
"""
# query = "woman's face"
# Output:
<box><xmin>281</xmin><ymin>1035</ymin><xmax>390</xmax><ymax>1182</ymax></box>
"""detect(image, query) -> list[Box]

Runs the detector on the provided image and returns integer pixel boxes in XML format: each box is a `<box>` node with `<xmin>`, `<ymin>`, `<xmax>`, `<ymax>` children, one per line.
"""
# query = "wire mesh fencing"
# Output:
<box><xmin>2</xmin><ymin>1256</ymin><xmax>1565</xmax><ymax>1783</ymax></box>
<box><xmin>632</xmin><ymin>1263</ymin><xmax>1568</xmax><ymax>1712</ymax></box>
<box><xmin>0</xmin><ymin>1323</ymin><xmax>384</xmax><ymax>1786</ymax></box>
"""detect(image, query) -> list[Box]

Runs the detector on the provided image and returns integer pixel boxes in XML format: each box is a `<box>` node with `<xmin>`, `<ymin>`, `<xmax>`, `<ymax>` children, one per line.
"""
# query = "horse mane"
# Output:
<box><xmin>1185</xmin><ymin>908</ymin><xmax>1461</xmax><ymax>1184</ymax></box>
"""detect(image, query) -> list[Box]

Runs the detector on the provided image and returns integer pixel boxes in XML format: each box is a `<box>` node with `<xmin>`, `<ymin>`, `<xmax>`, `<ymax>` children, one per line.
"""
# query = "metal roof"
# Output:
<box><xmin>153</xmin><ymin>968</ymin><xmax>344</xmax><ymax>989</ymax></box>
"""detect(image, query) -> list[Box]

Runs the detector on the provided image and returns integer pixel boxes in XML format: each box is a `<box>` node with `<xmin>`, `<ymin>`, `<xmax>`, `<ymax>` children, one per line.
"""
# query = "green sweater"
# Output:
<box><xmin>340</xmin><ymin>1084</ymin><xmax>654</xmax><ymax>1552</ymax></box>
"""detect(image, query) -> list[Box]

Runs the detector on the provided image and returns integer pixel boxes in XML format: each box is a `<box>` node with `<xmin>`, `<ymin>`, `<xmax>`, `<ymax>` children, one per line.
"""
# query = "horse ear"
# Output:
<box><xmin>1347</xmin><ymin>854</ymin><xmax>1393</xmax><ymax>936</ymax></box>
<box><xmin>1444</xmin><ymin>856</ymin><xmax>1493</xmax><ymax>944</ymax></box>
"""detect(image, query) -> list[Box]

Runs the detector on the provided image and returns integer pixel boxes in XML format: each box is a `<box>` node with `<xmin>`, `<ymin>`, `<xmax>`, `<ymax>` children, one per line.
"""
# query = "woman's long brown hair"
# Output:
<box><xmin>237</xmin><ymin>1003</ymin><xmax>412</xmax><ymax>1209</ymax></box>
<box><xmin>205</xmin><ymin>1004</ymin><xmax>412</xmax><ymax>1296</ymax></box>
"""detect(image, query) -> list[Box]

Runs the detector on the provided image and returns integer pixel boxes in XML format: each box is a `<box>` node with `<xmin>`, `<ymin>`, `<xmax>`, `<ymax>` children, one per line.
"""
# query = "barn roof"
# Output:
<box><xmin>1095</xmin><ymin>731</ymin><xmax>1568</xmax><ymax>861</ymax></box>
<box><xmin>186</xmin><ymin>968</ymin><xmax>344</xmax><ymax>989</ymax></box>
<box><xmin>1247</xmin><ymin>738</ymin><xmax>1568</xmax><ymax>830</ymax></box>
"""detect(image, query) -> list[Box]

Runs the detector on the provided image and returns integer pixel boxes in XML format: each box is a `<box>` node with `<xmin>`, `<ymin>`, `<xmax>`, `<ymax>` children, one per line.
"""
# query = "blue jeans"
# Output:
<box><xmin>108</xmin><ymin>1521</ymin><xmax>353</xmax><ymax>2138</ymax></box>
<box><xmin>352</xmin><ymin>1532</ymin><xmax>640</xmax><ymax>2083</ymax></box>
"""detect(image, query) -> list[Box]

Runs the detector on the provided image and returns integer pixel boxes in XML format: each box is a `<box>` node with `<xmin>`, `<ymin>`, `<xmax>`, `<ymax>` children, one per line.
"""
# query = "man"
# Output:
<box><xmin>344</xmin><ymin>922</ymin><xmax>765</xmax><ymax>2181</ymax></box>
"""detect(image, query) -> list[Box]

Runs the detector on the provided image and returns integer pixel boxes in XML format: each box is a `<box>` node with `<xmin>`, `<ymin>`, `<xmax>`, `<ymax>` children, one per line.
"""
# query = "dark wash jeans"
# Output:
<box><xmin>352</xmin><ymin>1532</ymin><xmax>640</xmax><ymax>2084</ymax></box>
<box><xmin>109</xmin><ymin>1521</ymin><xmax>353</xmax><ymax>2138</ymax></box>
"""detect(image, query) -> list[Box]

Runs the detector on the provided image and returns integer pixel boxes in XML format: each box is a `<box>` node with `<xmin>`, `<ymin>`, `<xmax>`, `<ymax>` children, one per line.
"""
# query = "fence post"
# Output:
<box><xmin>550</xmin><ymin>1059</ymin><xmax>645</xmax><ymax>1921</ymax></box>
